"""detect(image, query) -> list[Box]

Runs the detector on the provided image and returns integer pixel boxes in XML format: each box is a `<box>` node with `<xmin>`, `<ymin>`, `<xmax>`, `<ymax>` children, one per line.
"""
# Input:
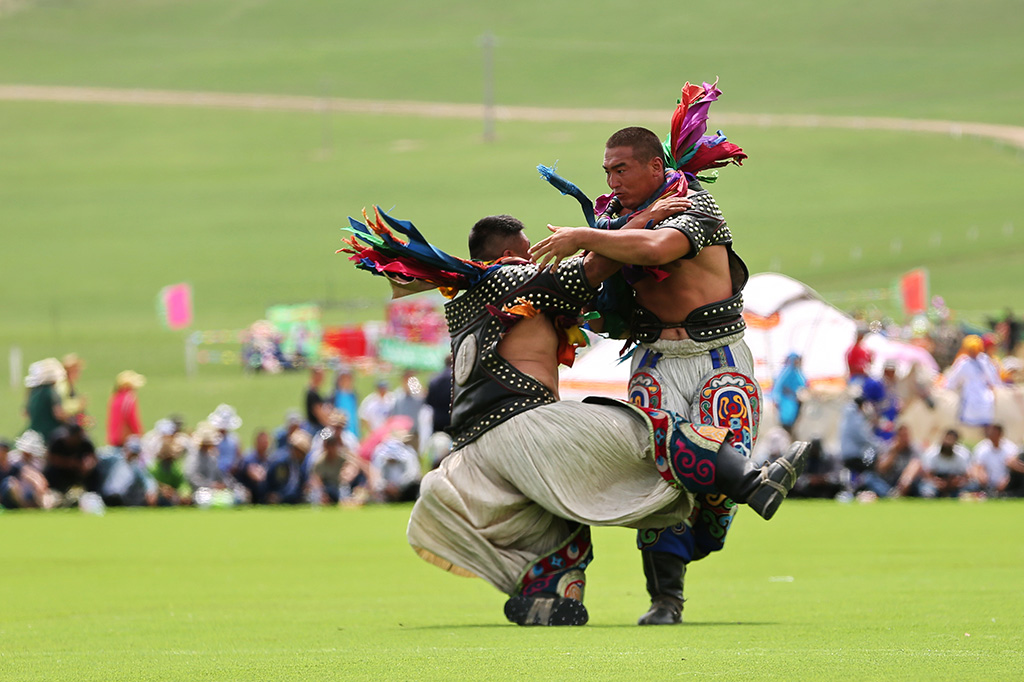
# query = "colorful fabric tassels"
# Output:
<box><xmin>338</xmin><ymin>207</ymin><xmax>496</xmax><ymax>299</ymax></box>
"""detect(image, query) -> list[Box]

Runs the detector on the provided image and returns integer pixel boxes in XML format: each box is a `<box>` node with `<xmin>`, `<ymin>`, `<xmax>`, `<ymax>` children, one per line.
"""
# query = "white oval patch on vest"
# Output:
<box><xmin>454</xmin><ymin>335</ymin><xmax>477</xmax><ymax>386</ymax></box>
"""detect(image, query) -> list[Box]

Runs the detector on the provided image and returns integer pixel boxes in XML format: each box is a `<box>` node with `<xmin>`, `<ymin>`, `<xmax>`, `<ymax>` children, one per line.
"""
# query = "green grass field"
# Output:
<box><xmin>1</xmin><ymin>0</ymin><xmax>1022</xmax><ymax>124</ymax></box>
<box><xmin>2</xmin><ymin>500</ymin><xmax>1021</xmax><ymax>680</ymax></box>
<box><xmin>2</xmin><ymin>97</ymin><xmax>1021</xmax><ymax>440</ymax></box>
<box><xmin>2</xmin><ymin>7</ymin><xmax>1023</xmax><ymax>676</ymax></box>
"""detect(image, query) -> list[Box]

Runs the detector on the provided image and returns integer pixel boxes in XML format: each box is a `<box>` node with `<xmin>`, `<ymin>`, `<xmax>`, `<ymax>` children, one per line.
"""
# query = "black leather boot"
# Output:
<box><xmin>716</xmin><ymin>440</ymin><xmax>809</xmax><ymax>520</ymax></box>
<box><xmin>637</xmin><ymin>551</ymin><xmax>685</xmax><ymax>625</ymax></box>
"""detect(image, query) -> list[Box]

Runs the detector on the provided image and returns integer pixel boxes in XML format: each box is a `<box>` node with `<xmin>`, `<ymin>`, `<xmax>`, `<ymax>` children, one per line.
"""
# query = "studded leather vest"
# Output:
<box><xmin>446</xmin><ymin>258</ymin><xmax>597</xmax><ymax>450</ymax></box>
<box><xmin>630</xmin><ymin>183</ymin><xmax>750</xmax><ymax>344</ymax></box>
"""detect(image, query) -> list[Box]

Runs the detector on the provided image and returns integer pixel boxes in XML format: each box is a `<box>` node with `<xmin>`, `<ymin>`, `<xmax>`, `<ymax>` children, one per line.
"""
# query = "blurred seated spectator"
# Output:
<box><xmin>44</xmin><ymin>424</ymin><xmax>99</xmax><ymax>496</ymax></box>
<box><xmin>838</xmin><ymin>393</ymin><xmax>882</xmax><ymax>478</ymax></box>
<box><xmin>970</xmin><ymin>424</ymin><xmax>1020</xmax><ymax>496</ymax></box>
<box><xmin>359</xmin><ymin>379</ymin><xmax>394</xmax><ymax>435</ymax></box>
<box><xmin>771</xmin><ymin>353</ymin><xmax>806</xmax><ymax>437</ymax></box>
<box><xmin>107</xmin><ymin>370</ymin><xmax>145</xmax><ymax>448</ymax></box>
<box><xmin>0</xmin><ymin>431</ymin><xmax>54</xmax><ymax>510</ymax></box>
<box><xmin>235</xmin><ymin>430</ymin><xmax>273</xmax><ymax>504</ymax></box>
<box><xmin>149</xmin><ymin>433</ymin><xmax>192</xmax><ymax>506</ymax></box>
<box><xmin>1004</xmin><ymin>449</ymin><xmax>1024</xmax><ymax>497</ymax></box>
<box><xmin>862</xmin><ymin>424</ymin><xmax>918</xmax><ymax>497</ymax></box>
<box><xmin>265</xmin><ymin>430</ymin><xmax>312</xmax><ymax>505</ymax></box>
<box><xmin>208</xmin><ymin>404</ymin><xmax>243</xmax><ymax>474</ymax></box>
<box><xmin>788</xmin><ymin>439</ymin><xmax>845</xmax><ymax>499</ymax></box>
<box><xmin>57</xmin><ymin>353</ymin><xmax>89</xmax><ymax>428</ymax></box>
<box><xmin>184</xmin><ymin>423</ymin><xmax>234</xmax><ymax>492</ymax></box>
<box><xmin>0</xmin><ymin>438</ymin><xmax>11</xmax><ymax>477</ymax></box>
<box><xmin>273</xmin><ymin>410</ymin><xmax>303</xmax><ymax>450</ymax></box>
<box><xmin>98</xmin><ymin>436</ymin><xmax>157</xmax><ymax>507</ymax></box>
<box><xmin>874</xmin><ymin>361</ymin><xmax>902</xmax><ymax>444</ymax></box>
<box><xmin>358</xmin><ymin>414</ymin><xmax>414</xmax><ymax>462</ymax></box>
<box><xmin>309</xmin><ymin>428</ymin><xmax>349</xmax><ymax>504</ymax></box>
<box><xmin>369</xmin><ymin>429</ymin><xmax>421</xmax><ymax>503</ymax></box>
<box><xmin>897</xmin><ymin>429</ymin><xmax>973</xmax><ymax>498</ymax></box>
<box><xmin>330</xmin><ymin>368</ymin><xmax>361</xmax><ymax>440</ymax></box>
<box><xmin>325</xmin><ymin>409</ymin><xmax>360</xmax><ymax>452</ymax></box>
<box><xmin>140</xmin><ymin>416</ymin><xmax>192</xmax><ymax>467</ymax></box>
<box><xmin>390</xmin><ymin>370</ymin><xmax>425</xmax><ymax>446</ymax></box>
<box><xmin>1001</xmin><ymin>357</ymin><xmax>1023</xmax><ymax>384</ymax></box>
<box><xmin>24</xmin><ymin>358</ymin><xmax>68</xmax><ymax>442</ymax></box>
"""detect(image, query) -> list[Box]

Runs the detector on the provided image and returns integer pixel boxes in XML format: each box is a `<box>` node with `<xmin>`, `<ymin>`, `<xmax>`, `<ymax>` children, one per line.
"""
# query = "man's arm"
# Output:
<box><xmin>531</xmin><ymin>196</ymin><xmax>693</xmax><ymax>270</ymax></box>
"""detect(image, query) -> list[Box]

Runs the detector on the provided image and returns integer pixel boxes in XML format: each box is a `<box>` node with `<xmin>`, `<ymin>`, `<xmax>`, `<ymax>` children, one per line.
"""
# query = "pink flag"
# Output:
<box><xmin>159</xmin><ymin>283</ymin><xmax>193</xmax><ymax>330</ymax></box>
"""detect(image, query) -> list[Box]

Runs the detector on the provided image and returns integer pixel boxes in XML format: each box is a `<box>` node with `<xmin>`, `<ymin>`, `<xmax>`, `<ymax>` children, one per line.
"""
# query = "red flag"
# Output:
<box><xmin>900</xmin><ymin>269</ymin><xmax>928</xmax><ymax>316</ymax></box>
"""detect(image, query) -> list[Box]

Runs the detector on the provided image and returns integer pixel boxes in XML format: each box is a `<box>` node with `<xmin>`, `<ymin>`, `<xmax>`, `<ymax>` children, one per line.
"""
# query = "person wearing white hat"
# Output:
<box><xmin>24</xmin><ymin>358</ymin><xmax>69</xmax><ymax>442</ymax></box>
<box><xmin>0</xmin><ymin>431</ymin><xmax>53</xmax><ymax>509</ymax></box>
<box><xmin>207</xmin><ymin>404</ymin><xmax>243</xmax><ymax>474</ymax></box>
<box><xmin>183</xmin><ymin>422</ymin><xmax>232</xmax><ymax>493</ymax></box>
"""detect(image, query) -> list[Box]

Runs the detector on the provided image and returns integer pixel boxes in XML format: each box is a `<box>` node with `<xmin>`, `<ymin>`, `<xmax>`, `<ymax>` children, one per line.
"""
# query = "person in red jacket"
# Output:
<box><xmin>107</xmin><ymin>370</ymin><xmax>145</xmax><ymax>447</ymax></box>
<box><xmin>846</xmin><ymin>327</ymin><xmax>873</xmax><ymax>381</ymax></box>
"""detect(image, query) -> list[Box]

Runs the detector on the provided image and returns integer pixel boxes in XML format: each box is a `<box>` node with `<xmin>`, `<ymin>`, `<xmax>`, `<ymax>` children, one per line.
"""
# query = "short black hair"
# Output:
<box><xmin>606</xmin><ymin>126</ymin><xmax>666</xmax><ymax>165</ymax></box>
<box><xmin>468</xmin><ymin>215</ymin><xmax>525</xmax><ymax>261</ymax></box>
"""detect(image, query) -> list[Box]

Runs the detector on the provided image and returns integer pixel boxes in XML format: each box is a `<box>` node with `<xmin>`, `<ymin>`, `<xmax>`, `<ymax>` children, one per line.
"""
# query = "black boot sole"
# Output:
<box><xmin>504</xmin><ymin>595</ymin><xmax>589</xmax><ymax>626</ymax></box>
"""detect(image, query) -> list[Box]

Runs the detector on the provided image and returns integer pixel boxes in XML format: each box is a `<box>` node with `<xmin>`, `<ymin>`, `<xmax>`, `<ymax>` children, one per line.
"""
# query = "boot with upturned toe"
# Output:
<box><xmin>715</xmin><ymin>440</ymin><xmax>810</xmax><ymax>520</ymax></box>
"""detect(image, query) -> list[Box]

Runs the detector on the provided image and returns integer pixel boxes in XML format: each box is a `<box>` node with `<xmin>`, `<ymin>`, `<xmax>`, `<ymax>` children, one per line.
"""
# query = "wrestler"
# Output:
<box><xmin>531</xmin><ymin>121</ymin><xmax>760</xmax><ymax>625</ymax></box>
<box><xmin>341</xmin><ymin>209</ymin><xmax>806</xmax><ymax>627</ymax></box>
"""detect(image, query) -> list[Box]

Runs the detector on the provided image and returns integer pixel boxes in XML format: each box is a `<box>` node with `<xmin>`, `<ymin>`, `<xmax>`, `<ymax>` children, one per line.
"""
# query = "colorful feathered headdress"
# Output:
<box><xmin>664</xmin><ymin>79</ymin><xmax>747</xmax><ymax>174</ymax></box>
<box><xmin>538</xmin><ymin>80</ymin><xmax>745</xmax><ymax>227</ymax></box>
<box><xmin>338</xmin><ymin>207</ymin><xmax>494</xmax><ymax>299</ymax></box>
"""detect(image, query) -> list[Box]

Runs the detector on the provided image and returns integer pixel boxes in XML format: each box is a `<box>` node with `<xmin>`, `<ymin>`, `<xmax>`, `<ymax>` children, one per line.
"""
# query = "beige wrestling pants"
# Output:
<box><xmin>407</xmin><ymin>400</ymin><xmax>692</xmax><ymax>595</ymax></box>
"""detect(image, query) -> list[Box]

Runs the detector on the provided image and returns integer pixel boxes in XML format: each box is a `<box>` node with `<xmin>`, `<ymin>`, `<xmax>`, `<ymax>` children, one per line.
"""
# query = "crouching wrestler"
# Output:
<box><xmin>342</xmin><ymin>211</ymin><xmax>807</xmax><ymax>626</ymax></box>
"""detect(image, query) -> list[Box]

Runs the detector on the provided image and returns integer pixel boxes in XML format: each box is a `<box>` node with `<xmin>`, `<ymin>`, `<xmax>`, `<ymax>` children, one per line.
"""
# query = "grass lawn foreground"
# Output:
<box><xmin>1</xmin><ymin>500</ymin><xmax>1021</xmax><ymax>680</ymax></box>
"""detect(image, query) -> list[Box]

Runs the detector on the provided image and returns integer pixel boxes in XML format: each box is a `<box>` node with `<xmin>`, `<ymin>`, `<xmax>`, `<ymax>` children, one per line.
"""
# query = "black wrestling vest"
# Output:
<box><xmin>446</xmin><ymin>259</ymin><xmax>596</xmax><ymax>450</ymax></box>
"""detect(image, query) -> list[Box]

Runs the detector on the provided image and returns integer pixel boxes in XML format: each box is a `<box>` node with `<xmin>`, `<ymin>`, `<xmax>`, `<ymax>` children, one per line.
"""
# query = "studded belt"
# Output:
<box><xmin>631</xmin><ymin>290</ymin><xmax>746</xmax><ymax>344</ymax></box>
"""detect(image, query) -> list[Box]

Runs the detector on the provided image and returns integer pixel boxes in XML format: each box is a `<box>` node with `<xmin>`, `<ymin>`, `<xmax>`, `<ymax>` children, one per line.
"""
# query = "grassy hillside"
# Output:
<box><xmin>1</xmin><ymin>0</ymin><xmax>1022</xmax><ymax>440</ymax></box>
<box><xmin>1</xmin><ymin>501</ymin><xmax>1022</xmax><ymax>680</ymax></box>
<box><xmin>1</xmin><ymin>98</ymin><xmax>1021</xmax><ymax>438</ymax></box>
<box><xmin>1</xmin><ymin>0</ymin><xmax>1022</xmax><ymax>123</ymax></box>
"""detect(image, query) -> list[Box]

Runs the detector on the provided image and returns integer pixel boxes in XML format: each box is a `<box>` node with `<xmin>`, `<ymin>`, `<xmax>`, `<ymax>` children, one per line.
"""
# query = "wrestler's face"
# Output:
<box><xmin>501</xmin><ymin>231</ymin><xmax>531</xmax><ymax>260</ymax></box>
<box><xmin>603</xmin><ymin>145</ymin><xmax>664</xmax><ymax>210</ymax></box>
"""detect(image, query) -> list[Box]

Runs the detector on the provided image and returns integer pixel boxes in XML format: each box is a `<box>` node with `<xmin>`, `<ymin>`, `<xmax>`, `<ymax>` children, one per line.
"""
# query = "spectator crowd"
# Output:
<box><xmin>5</xmin><ymin>306</ymin><xmax>1023</xmax><ymax>511</ymax></box>
<box><xmin>2</xmin><ymin>353</ymin><xmax>454</xmax><ymax>512</ymax></box>
<box><xmin>767</xmin><ymin>309</ymin><xmax>1024</xmax><ymax>501</ymax></box>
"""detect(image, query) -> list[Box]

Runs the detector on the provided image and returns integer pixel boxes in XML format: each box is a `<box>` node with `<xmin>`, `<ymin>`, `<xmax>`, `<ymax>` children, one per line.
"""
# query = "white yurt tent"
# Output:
<box><xmin>559</xmin><ymin>273</ymin><xmax>938</xmax><ymax>401</ymax></box>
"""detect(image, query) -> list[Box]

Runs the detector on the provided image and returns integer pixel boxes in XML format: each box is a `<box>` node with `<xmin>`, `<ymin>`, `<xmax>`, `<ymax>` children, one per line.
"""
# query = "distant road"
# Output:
<box><xmin>3</xmin><ymin>84</ymin><xmax>1023</xmax><ymax>150</ymax></box>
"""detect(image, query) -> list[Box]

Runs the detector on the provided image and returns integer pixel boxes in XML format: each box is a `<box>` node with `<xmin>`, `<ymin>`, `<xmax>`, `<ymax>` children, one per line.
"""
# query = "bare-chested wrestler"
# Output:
<box><xmin>531</xmin><ymin>125</ymin><xmax>761</xmax><ymax>625</ymax></box>
<box><xmin>343</xmin><ymin>209</ymin><xmax>804</xmax><ymax>626</ymax></box>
